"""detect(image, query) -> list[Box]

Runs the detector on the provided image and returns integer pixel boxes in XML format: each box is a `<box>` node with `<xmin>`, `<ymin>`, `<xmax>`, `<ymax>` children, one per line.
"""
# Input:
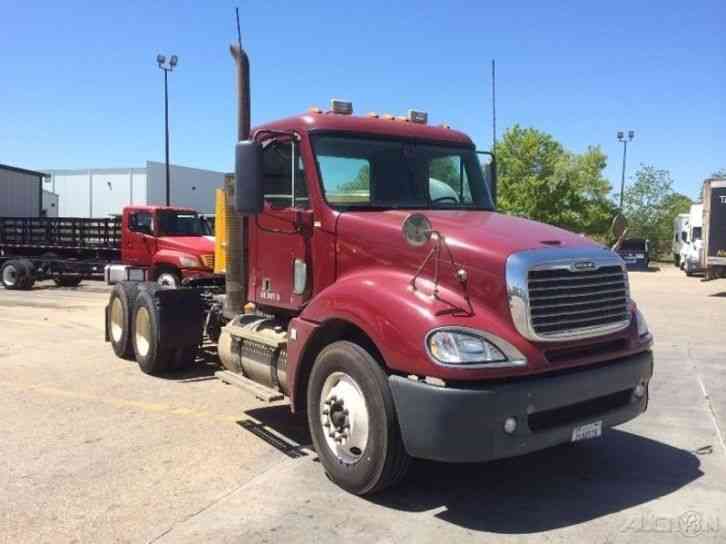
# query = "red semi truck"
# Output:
<box><xmin>0</xmin><ymin>205</ymin><xmax>215</xmax><ymax>290</ymax></box>
<box><xmin>104</xmin><ymin>43</ymin><xmax>654</xmax><ymax>495</ymax></box>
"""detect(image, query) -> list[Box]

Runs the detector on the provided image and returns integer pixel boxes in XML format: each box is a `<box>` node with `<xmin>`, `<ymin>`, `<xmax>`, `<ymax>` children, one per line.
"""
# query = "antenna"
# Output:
<box><xmin>235</xmin><ymin>7</ymin><xmax>242</xmax><ymax>50</ymax></box>
<box><xmin>491</xmin><ymin>59</ymin><xmax>497</xmax><ymax>151</ymax></box>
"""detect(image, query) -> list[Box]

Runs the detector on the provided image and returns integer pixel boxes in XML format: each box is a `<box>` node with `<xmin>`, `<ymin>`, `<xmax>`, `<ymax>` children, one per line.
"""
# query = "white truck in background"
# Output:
<box><xmin>681</xmin><ymin>203</ymin><xmax>704</xmax><ymax>276</ymax></box>
<box><xmin>672</xmin><ymin>213</ymin><xmax>689</xmax><ymax>267</ymax></box>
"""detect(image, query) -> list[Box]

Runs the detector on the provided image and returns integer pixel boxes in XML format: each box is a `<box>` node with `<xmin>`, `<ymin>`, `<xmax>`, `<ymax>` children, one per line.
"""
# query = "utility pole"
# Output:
<box><xmin>617</xmin><ymin>130</ymin><xmax>635</xmax><ymax>210</ymax></box>
<box><xmin>157</xmin><ymin>54</ymin><xmax>178</xmax><ymax>206</ymax></box>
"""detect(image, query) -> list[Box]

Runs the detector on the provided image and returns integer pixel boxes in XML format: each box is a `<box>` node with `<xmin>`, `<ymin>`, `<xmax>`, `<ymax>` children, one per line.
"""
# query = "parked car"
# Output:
<box><xmin>616</xmin><ymin>238</ymin><xmax>650</xmax><ymax>270</ymax></box>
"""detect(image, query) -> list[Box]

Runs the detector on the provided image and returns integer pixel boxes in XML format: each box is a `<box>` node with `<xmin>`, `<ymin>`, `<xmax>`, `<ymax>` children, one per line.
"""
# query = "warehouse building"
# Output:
<box><xmin>0</xmin><ymin>163</ymin><xmax>55</xmax><ymax>217</ymax></box>
<box><xmin>44</xmin><ymin>161</ymin><xmax>225</xmax><ymax>217</ymax></box>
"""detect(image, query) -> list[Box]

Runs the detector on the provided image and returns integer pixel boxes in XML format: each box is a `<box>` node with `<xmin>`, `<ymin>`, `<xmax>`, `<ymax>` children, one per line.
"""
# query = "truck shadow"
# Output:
<box><xmin>371</xmin><ymin>429</ymin><xmax>702</xmax><ymax>533</ymax></box>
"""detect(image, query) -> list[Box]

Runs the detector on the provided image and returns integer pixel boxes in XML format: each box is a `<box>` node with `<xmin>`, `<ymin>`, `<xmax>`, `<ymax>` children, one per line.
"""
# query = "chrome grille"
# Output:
<box><xmin>528</xmin><ymin>265</ymin><xmax>629</xmax><ymax>337</ymax></box>
<box><xmin>506</xmin><ymin>247</ymin><xmax>632</xmax><ymax>342</ymax></box>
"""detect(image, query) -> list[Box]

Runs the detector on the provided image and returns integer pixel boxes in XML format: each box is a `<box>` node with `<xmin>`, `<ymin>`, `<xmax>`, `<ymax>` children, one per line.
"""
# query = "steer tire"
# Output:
<box><xmin>108</xmin><ymin>282</ymin><xmax>139</xmax><ymax>360</ymax></box>
<box><xmin>132</xmin><ymin>284</ymin><xmax>172</xmax><ymax>375</ymax></box>
<box><xmin>307</xmin><ymin>341</ymin><xmax>410</xmax><ymax>496</ymax></box>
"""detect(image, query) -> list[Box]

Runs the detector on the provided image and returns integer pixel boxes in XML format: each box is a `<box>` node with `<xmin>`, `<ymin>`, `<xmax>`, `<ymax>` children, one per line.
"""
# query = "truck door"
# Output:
<box><xmin>123</xmin><ymin>209</ymin><xmax>156</xmax><ymax>266</ymax></box>
<box><xmin>250</xmin><ymin>139</ymin><xmax>311</xmax><ymax>311</ymax></box>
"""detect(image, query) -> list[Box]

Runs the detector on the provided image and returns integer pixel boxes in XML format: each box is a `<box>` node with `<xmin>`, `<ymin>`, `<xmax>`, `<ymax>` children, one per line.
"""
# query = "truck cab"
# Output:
<box><xmin>107</xmin><ymin>95</ymin><xmax>653</xmax><ymax>495</ymax></box>
<box><xmin>121</xmin><ymin>205</ymin><xmax>215</xmax><ymax>287</ymax></box>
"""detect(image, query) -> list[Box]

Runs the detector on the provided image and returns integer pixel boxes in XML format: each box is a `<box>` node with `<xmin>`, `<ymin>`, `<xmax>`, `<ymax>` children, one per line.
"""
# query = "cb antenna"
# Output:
<box><xmin>235</xmin><ymin>7</ymin><xmax>242</xmax><ymax>50</ymax></box>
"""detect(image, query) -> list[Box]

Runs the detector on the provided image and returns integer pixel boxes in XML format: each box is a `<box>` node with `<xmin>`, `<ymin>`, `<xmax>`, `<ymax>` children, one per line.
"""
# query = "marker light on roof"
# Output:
<box><xmin>309</xmin><ymin>106</ymin><xmax>322</xmax><ymax>113</ymax></box>
<box><xmin>408</xmin><ymin>110</ymin><xmax>428</xmax><ymax>124</ymax></box>
<box><xmin>330</xmin><ymin>99</ymin><xmax>353</xmax><ymax>115</ymax></box>
<box><xmin>382</xmin><ymin>113</ymin><xmax>394</xmax><ymax>120</ymax></box>
<box><xmin>367</xmin><ymin>112</ymin><xmax>379</xmax><ymax>118</ymax></box>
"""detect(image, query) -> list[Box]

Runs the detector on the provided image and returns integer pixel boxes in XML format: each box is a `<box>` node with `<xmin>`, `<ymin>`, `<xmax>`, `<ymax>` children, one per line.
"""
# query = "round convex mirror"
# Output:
<box><xmin>402</xmin><ymin>213</ymin><xmax>432</xmax><ymax>247</ymax></box>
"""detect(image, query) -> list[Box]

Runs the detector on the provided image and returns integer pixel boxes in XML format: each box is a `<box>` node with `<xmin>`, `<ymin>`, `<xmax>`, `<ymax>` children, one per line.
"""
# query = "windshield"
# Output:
<box><xmin>312</xmin><ymin>135</ymin><xmax>495</xmax><ymax>210</ymax></box>
<box><xmin>157</xmin><ymin>211</ymin><xmax>211</xmax><ymax>236</ymax></box>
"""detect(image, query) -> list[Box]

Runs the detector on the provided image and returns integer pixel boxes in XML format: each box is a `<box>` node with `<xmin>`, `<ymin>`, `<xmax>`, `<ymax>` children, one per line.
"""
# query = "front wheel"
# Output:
<box><xmin>307</xmin><ymin>341</ymin><xmax>410</xmax><ymax>496</ymax></box>
<box><xmin>156</xmin><ymin>269</ymin><xmax>181</xmax><ymax>289</ymax></box>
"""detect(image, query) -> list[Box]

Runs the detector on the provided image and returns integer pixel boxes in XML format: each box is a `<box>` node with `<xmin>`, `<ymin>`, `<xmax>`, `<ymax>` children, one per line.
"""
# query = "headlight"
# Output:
<box><xmin>425</xmin><ymin>328</ymin><xmax>526</xmax><ymax>367</ymax></box>
<box><xmin>636</xmin><ymin>309</ymin><xmax>650</xmax><ymax>337</ymax></box>
<box><xmin>179</xmin><ymin>255</ymin><xmax>200</xmax><ymax>268</ymax></box>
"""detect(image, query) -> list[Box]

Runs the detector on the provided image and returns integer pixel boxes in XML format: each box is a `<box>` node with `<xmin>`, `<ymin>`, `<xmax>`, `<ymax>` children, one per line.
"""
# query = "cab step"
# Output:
<box><xmin>215</xmin><ymin>370</ymin><xmax>285</xmax><ymax>402</ymax></box>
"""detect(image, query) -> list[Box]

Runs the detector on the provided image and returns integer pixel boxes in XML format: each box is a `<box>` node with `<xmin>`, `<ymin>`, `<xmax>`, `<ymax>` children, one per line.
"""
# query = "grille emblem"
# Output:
<box><xmin>572</xmin><ymin>261</ymin><xmax>597</xmax><ymax>271</ymax></box>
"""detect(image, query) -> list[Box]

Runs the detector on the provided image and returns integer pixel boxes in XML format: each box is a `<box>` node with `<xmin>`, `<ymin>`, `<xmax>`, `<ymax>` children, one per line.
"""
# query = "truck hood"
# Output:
<box><xmin>336</xmin><ymin>209</ymin><xmax>599</xmax><ymax>274</ymax></box>
<box><xmin>156</xmin><ymin>235</ymin><xmax>215</xmax><ymax>255</ymax></box>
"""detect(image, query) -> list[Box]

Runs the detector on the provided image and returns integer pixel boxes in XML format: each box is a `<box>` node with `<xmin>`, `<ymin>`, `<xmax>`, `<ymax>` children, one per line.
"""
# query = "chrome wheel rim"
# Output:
<box><xmin>157</xmin><ymin>273</ymin><xmax>177</xmax><ymax>289</ymax></box>
<box><xmin>135</xmin><ymin>306</ymin><xmax>151</xmax><ymax>358</ymax></box>
<box><xmin>110</xmin><ymin>297</ymin><xmax>124</xmax><ymax>343</ymax></box>
<box><xmin>319</xmin><ymin>371</ymin><xmax>369</xmax><ymax>464</ymax></box>
<box><xmin>2</xmin><ymin>265</ymin><xmax>18</xmax><ymax>287</ymax></box>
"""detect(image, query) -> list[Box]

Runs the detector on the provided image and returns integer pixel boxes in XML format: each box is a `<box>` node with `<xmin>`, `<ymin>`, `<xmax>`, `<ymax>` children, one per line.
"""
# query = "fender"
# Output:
<box><xmin>299</xmin><ymin>267</ymin><xmax>538</xmax><ymax>381</ymax></box>
<box><xmin>152</xmin><ymin>249</ymin><xmax>199</xmax><ymax>270</ymax></box>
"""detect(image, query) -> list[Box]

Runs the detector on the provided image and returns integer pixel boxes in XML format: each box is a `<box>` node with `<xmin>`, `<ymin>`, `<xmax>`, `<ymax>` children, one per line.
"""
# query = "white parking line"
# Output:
<box><xmin>696</xmin><ymin>373</ymin><xmax>726</xmax><ymax>455</ymax></box>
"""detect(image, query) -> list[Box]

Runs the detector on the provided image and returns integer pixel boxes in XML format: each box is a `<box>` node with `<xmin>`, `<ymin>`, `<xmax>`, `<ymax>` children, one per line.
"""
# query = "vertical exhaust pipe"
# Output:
<box><xmin>223</xmin><ymin>44</ymin><xmax>250</xmax><ymax>318</ymax></box>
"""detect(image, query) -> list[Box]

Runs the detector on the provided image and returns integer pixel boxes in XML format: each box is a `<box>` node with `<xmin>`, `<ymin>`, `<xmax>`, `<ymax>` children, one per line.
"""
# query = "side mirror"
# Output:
<box><xmin>234</xmin><ymin>140</ymin><xmax>264</xmax><ymax>215</ymax></box>
<box><xmin>477</xmin><ymin>151</ymin><xmax>497</xmax><ymax>207</ymax></box>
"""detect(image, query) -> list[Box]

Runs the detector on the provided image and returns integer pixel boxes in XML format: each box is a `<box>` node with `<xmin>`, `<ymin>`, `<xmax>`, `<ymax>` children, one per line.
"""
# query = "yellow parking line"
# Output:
<box><xmin>0</xmin><ymin>380</ymin><xmax>241</xmax><ymax>423</ymax></box>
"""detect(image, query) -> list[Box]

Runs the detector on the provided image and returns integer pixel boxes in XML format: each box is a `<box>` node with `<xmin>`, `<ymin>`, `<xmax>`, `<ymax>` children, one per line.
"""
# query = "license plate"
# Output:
<box><xmin>571</xmin><ymin>421</ymin><xmax>602</xmax><ymax>442</ymax></box>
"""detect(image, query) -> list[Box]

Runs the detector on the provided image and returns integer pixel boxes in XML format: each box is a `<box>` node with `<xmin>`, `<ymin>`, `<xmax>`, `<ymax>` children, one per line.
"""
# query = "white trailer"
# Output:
<box><xmin>672</xmin><ymin>213</ymin><xmax>689</xmax><ymax>267</ymax></box>
<box><xmin>681</xmin><ymin>203</ymin><xmax>703</xmax><ymax>276</ymax></box>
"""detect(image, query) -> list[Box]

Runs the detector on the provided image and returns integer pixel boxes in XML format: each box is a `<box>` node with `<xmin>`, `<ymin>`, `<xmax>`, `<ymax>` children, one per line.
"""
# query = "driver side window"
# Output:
<box><xmin>262</xmin><ymin>141</ymin><xmax>309</xmax><ymax>209</ymax></box>
<box><xmin>129</xmin><ymin>211</ymin><xmax>153</xmax><ymax>235</ymax></box>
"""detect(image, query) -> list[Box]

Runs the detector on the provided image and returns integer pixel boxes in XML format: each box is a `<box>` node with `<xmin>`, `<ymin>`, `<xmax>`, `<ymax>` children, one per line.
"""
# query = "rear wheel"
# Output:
<box><xmin>307</xmin><ymin>341</ymin><xmax>410</xmax><ymax>496</ymax></box>
<box><xmin>108</xmin><ymin>282</ymin><xmax>139</xmax><ymax>359</ymax></box>
<box><xmin>2</xmin><ymin>260</ymin><xmax>22</xmax><ymax>290</ymax></box>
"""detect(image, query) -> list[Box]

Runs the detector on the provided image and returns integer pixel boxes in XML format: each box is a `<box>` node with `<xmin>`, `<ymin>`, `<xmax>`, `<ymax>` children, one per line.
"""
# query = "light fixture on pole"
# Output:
<box><xmin>157</xmin><ymin>54</ymin><xmax>178</xmax><ymax>206</ymax></box>
<box><xmin>617</xmin><ymin>130</ymin><xmax>635</xmax><ymax>210</ymax></box>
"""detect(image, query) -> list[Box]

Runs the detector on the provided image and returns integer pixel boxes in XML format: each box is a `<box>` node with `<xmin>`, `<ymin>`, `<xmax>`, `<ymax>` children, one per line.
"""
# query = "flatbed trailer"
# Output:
<box><xmin>0</xmin><ymin>216</ymin><xmax>121</xmax><ymax>288</ymax></box>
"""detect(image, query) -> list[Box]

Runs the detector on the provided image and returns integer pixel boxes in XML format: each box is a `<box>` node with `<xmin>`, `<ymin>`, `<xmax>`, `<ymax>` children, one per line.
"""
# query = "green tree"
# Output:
<box><xmin>494</xmin><ymin>125</ymin><xmax>616</xmax><ymax>236</ymax></box>
<box><xmin>621</xmin><ymin>165</ymin><xmax>692</xmax><ymax>257</ymax></box>
<box><xmin>340</xmin><ymin>164</ymin><xmax>370</xmax><ymax>192</ymax></box>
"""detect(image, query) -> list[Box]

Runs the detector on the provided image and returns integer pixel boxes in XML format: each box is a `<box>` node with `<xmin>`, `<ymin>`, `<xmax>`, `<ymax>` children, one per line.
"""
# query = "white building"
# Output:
<box><xmin>44</xmin><ymin>161</ymin><xmax>226</xmax><ymax>217</ymax></box>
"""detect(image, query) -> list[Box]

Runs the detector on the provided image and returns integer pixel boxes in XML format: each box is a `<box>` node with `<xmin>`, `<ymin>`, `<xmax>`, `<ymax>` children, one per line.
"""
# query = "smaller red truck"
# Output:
<box><xmin>0</xmin><ymin>205</ymin><xmax>215</xmax><ymax>290</ymax></box>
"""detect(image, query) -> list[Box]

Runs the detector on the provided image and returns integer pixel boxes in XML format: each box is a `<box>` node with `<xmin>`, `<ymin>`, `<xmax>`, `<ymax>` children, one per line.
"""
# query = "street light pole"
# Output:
<box><xmin>617</xmin><ymin>130</ymin><xmax>635</xmax><ymax>210</ymax></box>
<box><xmin>157</xmin><ymin>54</ymin><xmax>178</xmax><ymax>206</ymax></box>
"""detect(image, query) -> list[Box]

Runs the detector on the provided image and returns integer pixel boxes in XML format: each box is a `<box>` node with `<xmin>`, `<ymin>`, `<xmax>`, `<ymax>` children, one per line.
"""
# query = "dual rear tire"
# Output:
<box><xmin>1</xmin><ymin>259</ymin><xmax>35</xmax><ymax>290</ymax></box>
<box><xmin>107</xmin><ymin>282</ymin><xmax>199</xmax><ymax>374</ymax></box>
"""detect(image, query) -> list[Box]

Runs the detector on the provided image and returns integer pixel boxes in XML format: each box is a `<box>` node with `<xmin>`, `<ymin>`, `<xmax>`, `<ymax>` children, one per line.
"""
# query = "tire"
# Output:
<box><xmin>9</xmin><ymin>259</ymin><xmax>35</xmax><ymax>290</ymax></box>
<box><xmin>155</xmin><ymin>269</ymin><xmax>181</xmax><ymax>289</ymax></box>
<box><xmin>1</xmin><ymin>260</ymin><xmax>23</xmax><ymax>290</ymax></box>
<box><xmin>307</xmin><ymin>341</ymin><xmax>410</xmax><ymax>496</ymax></box>
<box><xmin>132</xmin><ymin>284</ymin><xmax>173</xmax><ymax>375</ymax></box>
<box><xmin>55</xmin><ymin>275</ymin><xmax>83</xmax><ymax>287</ymax></box>
<box><xmin>108</xmin><ymin>282</ymin><xmax>139</xmax><ymax>359</ymax></box>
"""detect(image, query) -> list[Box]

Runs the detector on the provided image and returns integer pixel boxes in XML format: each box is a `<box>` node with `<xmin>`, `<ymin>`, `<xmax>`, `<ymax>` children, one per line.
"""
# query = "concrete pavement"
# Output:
<box><xmin>1</xmin><ymin>268</ymin><xmax>724</xmax><ymax>543</ymax></box>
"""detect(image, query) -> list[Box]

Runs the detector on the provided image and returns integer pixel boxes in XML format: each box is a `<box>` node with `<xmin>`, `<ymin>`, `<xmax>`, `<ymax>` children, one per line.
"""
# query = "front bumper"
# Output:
<box><xmin>389</xmin><ymin>350</ymin><xmax>653</xmax><ymax>463</ymax></box>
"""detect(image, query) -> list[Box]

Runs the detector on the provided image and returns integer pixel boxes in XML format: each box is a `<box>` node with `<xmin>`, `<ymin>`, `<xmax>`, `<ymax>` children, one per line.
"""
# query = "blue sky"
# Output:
<box><xmin>1</xmin><ymin>1</ymin><xmax>723</xmax><ymax>201</ymax></box>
